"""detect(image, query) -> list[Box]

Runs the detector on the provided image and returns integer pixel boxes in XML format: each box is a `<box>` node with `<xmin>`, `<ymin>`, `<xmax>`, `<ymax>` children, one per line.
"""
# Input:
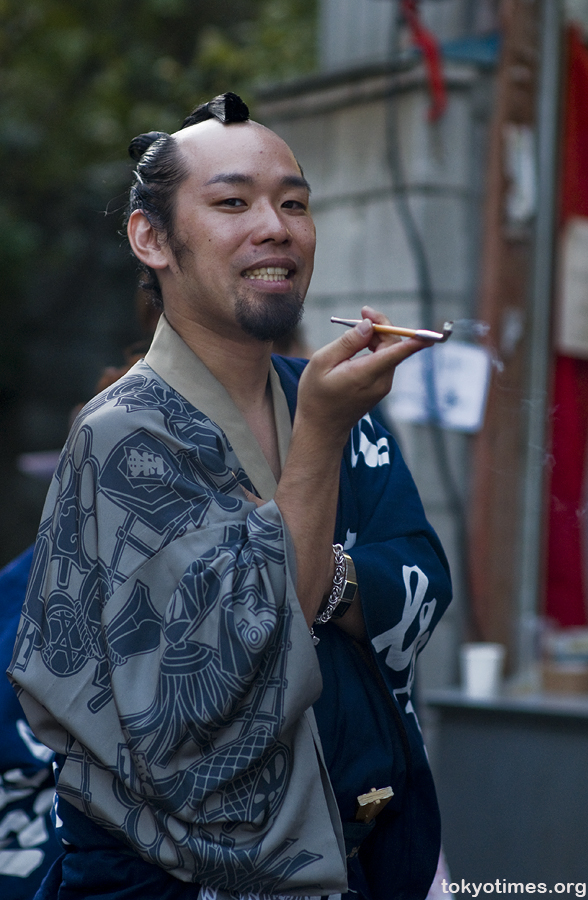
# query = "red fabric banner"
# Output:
<box><xmin>546</xmin><ymin>26</ymin><xmax>588</xmax><ymax>627</ymax></box>
<box><xmin>400</xmin><ymin>0</ymin><xmax>447</xmax><ymax>121</ymax></box>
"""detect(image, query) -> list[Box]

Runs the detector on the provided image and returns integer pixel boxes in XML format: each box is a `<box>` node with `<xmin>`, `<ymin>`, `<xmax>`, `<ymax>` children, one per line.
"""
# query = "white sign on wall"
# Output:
<box><xmin>556</xmin><ymin>216</ymin><xmax>588</xmax><ymax>359</ymax></box>
<box><xmin>384</xmin><ymin>341</ymin><xmax>492</xmax><ymax>433</ymax></box>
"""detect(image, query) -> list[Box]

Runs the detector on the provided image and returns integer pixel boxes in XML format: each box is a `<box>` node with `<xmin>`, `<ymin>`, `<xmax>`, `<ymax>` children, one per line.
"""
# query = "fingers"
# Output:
<box><xmin>313</xmin><ymin>307</ymin><xmax>433</xmax><ymax>387</ymax></box>
<box><xmin>309</xmin><ymin>319</ymin><xmax>374</xmax><ymax>374</ymax></box>
<box><xmin>361</xmin><ymin>305</ymin><xmax>393</xmax><ymax>328</ymax></box>
<box><xmin>362</xmin><ymin>306</ymin><xmax>399</xmax><ymax>352</ymax></box>
<box><xmin>319</xmin><ymin>306</ymin><xmax>422</xmax><ymax>371</ymax></box>
<box><xmin>241</xmin><ymin>486</ymin><xmax>266</xmax><ymax>508</ymax></box>
<box><xmin>315</xmin><ymin>317</ymin><xmax>374</xmax><ymax>371</ymax></box>
<box><xmin>297</xmin><ymin>308</ymin><xmax>435</xmax><ymax>441</ymax></box>
<box><xmin>357</xmin><ymin>330</ymin><xmax>431</xmax><ymax>380</ymax></box>
<box><xmin>360</xmin><ymin>305</ymin><xmax>434</xmax><ymax>353</ymax></box>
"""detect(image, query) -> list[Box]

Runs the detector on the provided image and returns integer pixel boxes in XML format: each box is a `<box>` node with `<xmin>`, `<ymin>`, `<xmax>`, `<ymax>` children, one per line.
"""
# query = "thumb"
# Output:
<box><xmin>321</xmin><ymin>319</ymin><xmax>374</xmax><ymax>368</ymax></box>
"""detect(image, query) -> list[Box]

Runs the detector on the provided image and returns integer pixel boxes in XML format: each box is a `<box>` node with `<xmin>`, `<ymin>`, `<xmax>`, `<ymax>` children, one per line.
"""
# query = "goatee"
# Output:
<box><xmin>235</xmin><ymin>291</ymin><xmax>304</xmax><ymax>342</ymax></box>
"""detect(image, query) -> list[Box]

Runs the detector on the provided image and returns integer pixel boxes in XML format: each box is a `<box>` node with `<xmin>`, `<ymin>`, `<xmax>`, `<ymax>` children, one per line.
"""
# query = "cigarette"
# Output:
<box><xmin>330</xmin><ymin>317</ymin><xmax>453</xmax><ymax>343</ymax></box>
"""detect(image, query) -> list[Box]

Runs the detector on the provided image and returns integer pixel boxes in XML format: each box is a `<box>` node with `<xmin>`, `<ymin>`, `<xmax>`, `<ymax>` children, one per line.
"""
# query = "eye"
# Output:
<box><xmin>282</xmin><ymin>199</ymin><xmax>307</xmax><ymax>211</ymax></box>
<box><xmin>220</xmin><ymin>197</ymin><xmax>247</xmax><ymax>208</ymax></box>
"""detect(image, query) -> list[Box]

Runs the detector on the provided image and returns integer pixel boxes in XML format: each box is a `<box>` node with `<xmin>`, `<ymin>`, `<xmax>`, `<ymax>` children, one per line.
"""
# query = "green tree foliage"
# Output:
<box><xmin>0</xmin><ymin>0</ymin><xmax>318</xmax><ymax>396</ymax></box>
<box><xmin>0</xmin><ymin>0</ymin><xmax>317</xmax><ymax>563</ymax></box>
<box><xmin>198</xmin><ymin>0</ymin><xmax>318</xmax><ymax>96</ymax></box>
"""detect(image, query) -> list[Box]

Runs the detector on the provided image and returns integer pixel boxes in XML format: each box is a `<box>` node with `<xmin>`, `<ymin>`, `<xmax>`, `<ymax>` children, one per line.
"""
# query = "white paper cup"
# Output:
<box><xmin>460</xmin><ymin>643</ymin><xmax>505</xmax><ymax>699</ymax></box>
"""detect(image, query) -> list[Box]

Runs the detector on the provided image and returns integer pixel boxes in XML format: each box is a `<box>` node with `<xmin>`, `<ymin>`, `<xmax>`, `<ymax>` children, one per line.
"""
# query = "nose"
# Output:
<box><xmin>250</xmin><ymin>199</ymin><xmax>291</xmax><ymax>244</ymax></box>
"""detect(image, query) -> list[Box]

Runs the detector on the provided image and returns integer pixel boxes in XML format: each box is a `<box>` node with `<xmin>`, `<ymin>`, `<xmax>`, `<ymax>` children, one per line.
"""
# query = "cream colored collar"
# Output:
<box><xmin>144</xmin><ymin>315</ymin><xmax>292</xmax><ymax>501</ymax></box>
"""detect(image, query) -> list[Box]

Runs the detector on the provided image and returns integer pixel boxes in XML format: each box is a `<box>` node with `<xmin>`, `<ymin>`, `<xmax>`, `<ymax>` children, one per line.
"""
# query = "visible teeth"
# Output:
<box><xmin>244</xmin><ymin>266</ymin><xmax>289</xmax><ymax>281</ymax></box>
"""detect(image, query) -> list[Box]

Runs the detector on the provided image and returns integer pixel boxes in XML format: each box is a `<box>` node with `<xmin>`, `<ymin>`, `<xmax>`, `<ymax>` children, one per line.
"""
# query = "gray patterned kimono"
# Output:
<box><xmin>8</xmin><ymin>317</ymin><xmax>347</xmax><ymax>896</ymax></box>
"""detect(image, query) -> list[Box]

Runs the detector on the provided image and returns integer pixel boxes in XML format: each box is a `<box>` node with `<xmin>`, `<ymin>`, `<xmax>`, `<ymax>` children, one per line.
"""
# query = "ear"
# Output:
<box><xmin>127</xmin><ymin>210</ymin><xmax>169</xmax><ymax>270</ymax></box>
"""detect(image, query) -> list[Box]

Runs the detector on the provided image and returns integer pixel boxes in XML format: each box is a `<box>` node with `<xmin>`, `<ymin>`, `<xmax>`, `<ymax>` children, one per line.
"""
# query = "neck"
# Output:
<box><xmin>163</xmin><ymin>307</ymin><xmax>273</xmax><ymax>415</ymax></box>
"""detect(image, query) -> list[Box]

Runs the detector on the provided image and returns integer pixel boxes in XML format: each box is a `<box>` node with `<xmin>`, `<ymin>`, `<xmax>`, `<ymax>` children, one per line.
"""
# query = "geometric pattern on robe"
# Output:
<box><xmin>8</xmin><ymin>359</ymin><xmax>346</xmax><ymax>895</ymax></box>
<box><xmin>8</xmin><ymin>318</ymin><xmax>452</xmax><ymax>899</ymax></box>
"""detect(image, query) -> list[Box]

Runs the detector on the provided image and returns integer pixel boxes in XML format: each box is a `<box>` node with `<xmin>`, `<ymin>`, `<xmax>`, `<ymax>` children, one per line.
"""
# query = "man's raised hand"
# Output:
<box><xmin>296</xmin><ymin>305</ymin><xmax>433</xmax><ymax>449</ymax></box>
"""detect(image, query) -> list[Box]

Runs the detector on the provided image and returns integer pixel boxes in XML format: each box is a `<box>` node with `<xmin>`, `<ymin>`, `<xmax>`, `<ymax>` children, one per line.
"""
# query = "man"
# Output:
<box><xmin>9</xmin><ymin>93</ymin><xmax>452</xmax><ymax>900</ymax></box>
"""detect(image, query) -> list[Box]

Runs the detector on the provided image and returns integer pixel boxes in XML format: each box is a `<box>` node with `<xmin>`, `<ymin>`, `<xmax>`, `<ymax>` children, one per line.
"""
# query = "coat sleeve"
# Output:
<box><xmin>337</xmin><ymin>412</ymin><xmax>453</xmax><ymax>698</ymax></box>
<box><xmin>7</xmin><ymin>372</ymin><xmax>349</xmax><ymax>894</ymax></box>
<box><xmin>8</xmin><ymin>384</ymin><xmax>321</xmax><ymax>817</ymax></box>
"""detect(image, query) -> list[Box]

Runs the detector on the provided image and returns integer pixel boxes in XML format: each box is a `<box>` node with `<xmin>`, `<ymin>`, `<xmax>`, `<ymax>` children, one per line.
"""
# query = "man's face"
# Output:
<box><xmin>161</xmin><ymin>119</ymin><xmax>316</xmax><ymax>343</ymax></box>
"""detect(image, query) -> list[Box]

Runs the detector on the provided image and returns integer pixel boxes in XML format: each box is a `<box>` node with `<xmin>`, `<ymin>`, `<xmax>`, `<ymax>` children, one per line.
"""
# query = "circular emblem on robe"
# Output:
<box><xmin>41</xmin><ymin>596</ymin><xmax>87</xmax><ymax>676</ymax></box>
<box><xmin>247</xmin><ymin>744</ymin><xmax>289</xmax><ymax>827</ymax></box>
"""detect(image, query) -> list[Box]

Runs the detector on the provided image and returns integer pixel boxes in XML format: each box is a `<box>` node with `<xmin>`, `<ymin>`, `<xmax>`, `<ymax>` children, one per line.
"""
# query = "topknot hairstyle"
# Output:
<box><xmin>181</xmin><ymin>92</ymin><xmax>250</xmax><ymax>129</ymax></box>
<box><xmin>128</xmin><ymin>131</ymin><xmax>168</xmax><ymax>163</ymax></box>
<box><xmin>125</xmin><ymin>93</ymin><xmax>250</xmax><ymax>308</ymax></box>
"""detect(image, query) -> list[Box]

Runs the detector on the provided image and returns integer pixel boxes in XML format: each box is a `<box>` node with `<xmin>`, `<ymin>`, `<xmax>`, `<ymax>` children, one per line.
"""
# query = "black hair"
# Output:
<box><xmin>181</xmin><ymin>91</ymin><xmax>250</xmax><ymax>129</ymax></box>
<box><xmin>125</xmin><ymin>93</ymin><xmax>250</xmax><ymax>308</ymax></box>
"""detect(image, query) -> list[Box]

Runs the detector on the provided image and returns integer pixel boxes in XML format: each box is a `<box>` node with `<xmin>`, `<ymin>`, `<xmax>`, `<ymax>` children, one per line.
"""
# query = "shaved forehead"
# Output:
<box><xmin>171</xmin><ymin>118</ymin><xmax>304</xmax><ymax>180</ymax></box>
<box><xmin>172</xmin><ymin>118</ymin><xmax>276</xmax><ymax>146</ymax></box>
<box><xmin>173</xmin><ymin>116</ymin><xmax>269</xmax><ymax>143</ymax></box>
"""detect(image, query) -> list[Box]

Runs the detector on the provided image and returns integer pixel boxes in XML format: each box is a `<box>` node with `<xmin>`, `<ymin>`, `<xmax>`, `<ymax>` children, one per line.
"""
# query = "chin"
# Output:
<box><xmin>235</xmin><ymin>291</ymin><xmax>304</xmax><ymax>343</ymax></box>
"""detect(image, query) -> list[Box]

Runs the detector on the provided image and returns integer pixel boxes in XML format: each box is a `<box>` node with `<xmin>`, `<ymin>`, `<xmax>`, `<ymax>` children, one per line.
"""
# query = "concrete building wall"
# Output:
<box><xmin>257</xmin><ymin>52</ymin><xmax>496</xmax><ymax>694</ymax></box>
<box><xmin>319</xmin><ymin>0</ymin><xmax>396</xmax><ymax>70</ymax></box>
<box><xmin>319</xmin><ymin>0</ymin><xmax>501</xmax><ymax>71</ymax></box>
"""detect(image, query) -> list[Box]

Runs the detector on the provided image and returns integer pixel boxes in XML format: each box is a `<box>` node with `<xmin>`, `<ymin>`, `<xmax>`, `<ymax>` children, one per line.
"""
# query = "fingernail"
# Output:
<box><xmin>358</xmin><ymin>319</ymin><xmax>372</xmax><ymax>336</ymax></box>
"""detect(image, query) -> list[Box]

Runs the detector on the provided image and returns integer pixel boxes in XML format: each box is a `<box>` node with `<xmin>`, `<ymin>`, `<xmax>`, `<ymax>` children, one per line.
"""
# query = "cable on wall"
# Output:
<box><xmin>377</xmin><ymin>0</ymin><xmax>480</xmax><ymax>638</ymax></box>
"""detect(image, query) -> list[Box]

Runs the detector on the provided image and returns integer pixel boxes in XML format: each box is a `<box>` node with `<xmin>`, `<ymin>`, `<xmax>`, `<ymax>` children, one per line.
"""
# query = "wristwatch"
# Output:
<box><xmin>331</xmin><ymin>552</ymin><xmax>358</xmax><ymax>619</ymax></box>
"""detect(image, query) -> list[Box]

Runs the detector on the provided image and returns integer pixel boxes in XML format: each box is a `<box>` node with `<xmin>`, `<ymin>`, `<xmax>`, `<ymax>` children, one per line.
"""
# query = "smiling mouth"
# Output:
<box><xmin>242</xmin><ymin>266</ymin><xmax>291</xmax><ymax>282</ymax></box>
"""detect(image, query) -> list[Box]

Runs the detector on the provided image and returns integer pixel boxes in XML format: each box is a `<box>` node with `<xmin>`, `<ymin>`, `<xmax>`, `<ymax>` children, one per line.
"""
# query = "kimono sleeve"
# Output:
<box><xmin>7</xmin><ymin>370</ymin><xmax>347</xmax><ymax>893</ymax></box>
<box><xmin>8</xmin><ymin>389</ymin><xmax>321</xmax><ymax>820</ymax></box>
<box><xmin>339</xmin><ymin>413</ymin><xmax>453</xmax><ymax>698</ymax></box>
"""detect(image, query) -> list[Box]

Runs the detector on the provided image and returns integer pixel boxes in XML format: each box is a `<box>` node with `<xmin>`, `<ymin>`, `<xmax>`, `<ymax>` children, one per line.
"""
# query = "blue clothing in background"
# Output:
<box><xmin>0</xmin><ymin>545</ymin><xmax>62</xmax><ymax>899</ymax></box>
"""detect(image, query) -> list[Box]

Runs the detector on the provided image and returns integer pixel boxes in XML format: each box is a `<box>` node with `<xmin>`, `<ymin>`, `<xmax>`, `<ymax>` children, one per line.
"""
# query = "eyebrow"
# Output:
<box><xmin>204</xmin><ymin>173</ymin><xmax>253</xmax><ymax>186</ymax></box>
<box><xmin>283</xmin><ymin>174</ymin><xmax>312</xmax><ymax>194</ymax></box>
<box><xmin>204</xmin><ymin>172</ymin><xmax>311</xmax><ymax>193</ymax></box>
